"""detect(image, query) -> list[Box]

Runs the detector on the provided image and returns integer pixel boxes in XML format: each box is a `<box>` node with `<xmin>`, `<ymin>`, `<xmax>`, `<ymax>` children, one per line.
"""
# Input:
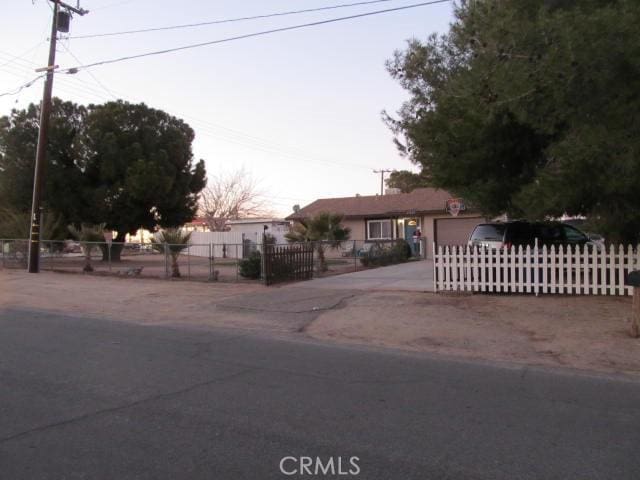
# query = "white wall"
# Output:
<box><xmin>188</xmin><ymin>231</ymin><xmax>245</xmax><ymax>258</ymax></box>
<box><xmin>227</xmin><ymin>222</ymin><xmax>289</xmax><ymax>244</ymax></box>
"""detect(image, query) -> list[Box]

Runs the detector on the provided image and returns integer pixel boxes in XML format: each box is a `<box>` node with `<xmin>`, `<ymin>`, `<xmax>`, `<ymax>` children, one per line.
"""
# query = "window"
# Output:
<box><xmin>563</xmin><ymin>225</ymin><xmax>587</xmax><ymax>243</ymax></box>
<box><xmin>367</xmin><ymin>219</ymin><xmax>392</xmax><ymax>240</ymax></box>
<box><xmin>536</xmin><ymin>224</ymin><xmax>563</xmax><ymax>245</ymax></box>
<box><xmin>507</xmin><ymin>223</ymin><xmax>534</xmax><ymax>245</ymax></box>
<box><xmin>470</xmin><ymin>224</ymin><xmax>505</xmax><ymax>242</ymax></box>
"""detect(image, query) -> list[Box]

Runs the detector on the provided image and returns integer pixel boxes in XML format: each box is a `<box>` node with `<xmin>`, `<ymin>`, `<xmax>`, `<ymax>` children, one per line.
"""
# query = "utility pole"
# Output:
<box><xmin>28</xmin><ymin>0</ymin><xmax>88</xmax><ymax>273</ymax></box>
<box><xmin>373</xmin><ymin>169</ymin><xmax>393</xmax><ymax>196</ymax></box>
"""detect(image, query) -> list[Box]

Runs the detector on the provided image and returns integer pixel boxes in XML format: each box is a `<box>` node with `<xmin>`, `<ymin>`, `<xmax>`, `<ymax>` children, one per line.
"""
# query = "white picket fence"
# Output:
<box><xmin>433</xmin><ymin>244</ymin><xmax>640</xmax><ymax>296</ymax></box>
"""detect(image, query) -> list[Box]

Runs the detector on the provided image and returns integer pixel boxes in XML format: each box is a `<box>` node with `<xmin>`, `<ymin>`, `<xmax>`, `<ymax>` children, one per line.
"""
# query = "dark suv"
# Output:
<box><xmin>468</xmin><ymin>221</ymin><xmax>593</xmax><ymax>250</ymax></box>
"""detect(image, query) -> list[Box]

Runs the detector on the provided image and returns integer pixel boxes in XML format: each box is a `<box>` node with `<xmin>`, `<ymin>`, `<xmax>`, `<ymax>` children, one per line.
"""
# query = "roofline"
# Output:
<box><xmin>304</xmin><ymin>190</ymin><xmax>430</xmax><ymax>203</ymax></box>
<box><xmin>286</xmin><ymin>208</ymin><xmax>481</xmax><ymax>221</ymax></box>
<box><xmin>227</xmin><ymin>218</ymin><xmax>288</xmax><ymax>224</ymax></box>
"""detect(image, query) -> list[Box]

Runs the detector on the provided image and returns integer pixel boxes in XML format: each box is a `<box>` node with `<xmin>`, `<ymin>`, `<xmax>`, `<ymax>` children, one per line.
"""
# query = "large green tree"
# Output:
<box><xmin>385</xmin><ymin>170</ymin><xmax>431</xmax><ymax>193</ymax></box>
<box><xmin>0</xmin><ymin>99</ymin><xmax>207</xmax><ymax>258</ymax></box>
<box><xmin>82</xmin><ymin>101</ymin><xmax>206</xmax><ymax>251</ymax></box>
<box><xmin>0</xmin><ymin>99</ymin><xmax>88</xmax><ymax>228</ymax></box>
<box><xmin>386</xmin><ymin>0</ymin><xmax>640</xmax><ymax>243</ymax></box>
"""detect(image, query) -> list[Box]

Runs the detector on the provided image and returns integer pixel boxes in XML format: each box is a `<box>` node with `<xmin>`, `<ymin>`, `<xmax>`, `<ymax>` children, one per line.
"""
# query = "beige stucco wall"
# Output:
<box><xmin>343</xmin><ymin>219</ymin><xmax>366</xmax><ymax>241</ymax></box>
<box><xmin>342</xmin><ymin>214</ymin><xmax>484</xmax><ymax>258</ymax></box>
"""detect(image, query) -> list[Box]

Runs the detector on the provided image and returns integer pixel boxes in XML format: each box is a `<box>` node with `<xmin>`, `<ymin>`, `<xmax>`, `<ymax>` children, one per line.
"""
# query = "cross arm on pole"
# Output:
<box><xmin>50</xmin><ymin>0</ymin><xmax>89</xmax><ymax>16</ymax></box>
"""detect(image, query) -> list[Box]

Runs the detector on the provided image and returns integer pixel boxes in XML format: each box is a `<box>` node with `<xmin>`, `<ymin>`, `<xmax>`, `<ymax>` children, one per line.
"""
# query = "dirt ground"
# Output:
<box><xmin>4</xmin><ymin>252</ymin><xmax>254</xmax><ymax>283</ymax></box>
<box><xmin>0</xmin><ymin>270</ymin><xmax>272</xmax><ymax>331</ymax></box>
<box><xmin>309</xmin><ymin>291</ymin><xmax>640</xmax><ymax>375</ymax></box>
<box><xmin>1</xmin><ymin>269</ymin><xmax>639</xmax><ymax>376</ymax></box>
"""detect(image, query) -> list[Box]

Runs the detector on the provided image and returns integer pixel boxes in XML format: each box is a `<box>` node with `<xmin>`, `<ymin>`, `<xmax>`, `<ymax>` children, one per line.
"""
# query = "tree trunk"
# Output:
<box><xmin>83</xmin><ymin>246</ymin><xmax>93</xmax><ymax>272</ymax></box>
<box><xmin>101</xmin><ymin>232</ymin><xmax>126</xmax><ymax>262</ymax></box>
<box><xmin>171</xmin><ymin>253</ymin><xmax>181</xmax><ymax>278</ymax></box>
<box><xmin>316</xmin><ymin>244</ymin><xmax>327</xmax><ymax>273</ymax></box>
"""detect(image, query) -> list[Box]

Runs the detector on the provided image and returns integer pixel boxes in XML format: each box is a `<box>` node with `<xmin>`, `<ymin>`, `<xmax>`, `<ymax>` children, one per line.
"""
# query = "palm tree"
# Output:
<box><xmin>0</xmin><ymin>207</ymin><xmax>65</xmax><ymax>239</ymax></box>
<box><xmin>152</xmin><ymin>228</ymin><xmax>192</xmax><ymax>278</ymax></box>
<box><xmin>1</xmin><ymin>208</ymin><xmax>66</xmax><ymax>265</ymax></box>
<box><xmin>68</xmin><ymin>223</ymin><xmax>106</xmax><ymax>272</ymax></box>
<box><xmin>285</xmin><ymin>212</ymin><xmax>351</xmax><ymax>273</ymax></box>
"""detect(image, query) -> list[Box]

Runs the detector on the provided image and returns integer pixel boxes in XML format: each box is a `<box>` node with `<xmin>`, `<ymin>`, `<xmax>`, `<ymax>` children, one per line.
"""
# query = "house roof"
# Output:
<box><xmin>227</xmin><ymin>218</ymin><xmax>288</xmax><ymax>225</ymax></box>
<box><xmin>185</xmin><ymin>216</ymin><xmax>208</xmax><ymax>226</ymax></box>
<box><xmin>286</xmin><ymin>188</ymin><xmax>464</xmax><ymax>220</ymax></box>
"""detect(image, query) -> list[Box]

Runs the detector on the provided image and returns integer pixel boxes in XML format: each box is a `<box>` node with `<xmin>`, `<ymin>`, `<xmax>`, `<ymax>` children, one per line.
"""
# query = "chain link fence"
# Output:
<box><xmin>0</xmin><ymin>238</ymin><xmax>428</xmax><ymax>283</ymax></box>
<box><xmin>0</xmin><ymin>239</ymin><xmax>250</xmax><ymax>282</ymax></box>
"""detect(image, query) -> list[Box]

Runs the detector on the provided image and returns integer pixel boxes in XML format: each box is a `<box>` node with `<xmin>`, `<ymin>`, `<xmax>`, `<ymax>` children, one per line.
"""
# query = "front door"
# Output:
<box><xmin>404</xmin><ymin>219</ymin><xmax>419</xmax><ymax>255</ymax></box>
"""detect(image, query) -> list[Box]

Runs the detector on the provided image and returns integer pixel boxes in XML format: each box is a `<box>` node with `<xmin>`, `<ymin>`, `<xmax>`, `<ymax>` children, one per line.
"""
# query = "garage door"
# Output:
<box><xmin>435</xmin><ymin>217</ymin><xmax>484</xmax><ymax>246</ymax></box>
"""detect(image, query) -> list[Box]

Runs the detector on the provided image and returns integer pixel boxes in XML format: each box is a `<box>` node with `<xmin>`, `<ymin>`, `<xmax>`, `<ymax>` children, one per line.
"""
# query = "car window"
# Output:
<box><xmin>563</xmin><ymin>225</ymin><xmax>587</xmax><ymax>243</ymax></box>
<box><xmin>470</xmin><ymin>224</ymin><xmax>505</xmax><ymax>242</ymax></box>
<box><xmin>507</xmin><ymin>223</ymin><xmax>533</xmax><ymax>244</ymax></box>
<box><xmin>538</xmin><ymin>224</ymin><xmax>563</xmax><ymax>244</ymax></box>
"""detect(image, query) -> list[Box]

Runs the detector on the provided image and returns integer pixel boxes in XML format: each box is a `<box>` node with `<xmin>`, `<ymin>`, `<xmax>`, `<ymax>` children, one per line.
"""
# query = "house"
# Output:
<box><xmin>182</xmin><ymin>216</ymin><xmax>211</xmax><ymax>232</ymax></box>
<box><xmin>286</xmin><ymin>188</ymin><xmax>486</xmax><ymax>257</ymax></box>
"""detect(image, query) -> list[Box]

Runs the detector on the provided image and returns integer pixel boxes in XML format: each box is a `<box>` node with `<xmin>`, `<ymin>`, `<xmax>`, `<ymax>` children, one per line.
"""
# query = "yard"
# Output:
<box><xmin>1</xmin><ymin>269</ymin><xmax>638</xmax><ymax>376</ymax></box>
<box><xmin>1</xmin><ymin>246</ymin><xmax>258</xmax><ymax>283</ymax></box>
<box><xmin>308</xmin><ymin>291</ymin><xmax>640</xmax><ymax>375</ymax></box>
<box><xmin>0</xmin><ymin>239</ymin><xmax>410</xmax><ymax>282</ymax></box>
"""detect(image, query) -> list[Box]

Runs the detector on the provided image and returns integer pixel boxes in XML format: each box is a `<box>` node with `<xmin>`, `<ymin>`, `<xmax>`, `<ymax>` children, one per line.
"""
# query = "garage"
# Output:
<box><xmin>434</xmin><ymin>217</ymin><xmax>484</xmax><ymax>246</ymax></box>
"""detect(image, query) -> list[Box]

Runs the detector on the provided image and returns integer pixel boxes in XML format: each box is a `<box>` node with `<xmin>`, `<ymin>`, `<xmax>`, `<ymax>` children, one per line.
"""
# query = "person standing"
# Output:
<box><xmin>412</xmin><ymin>228</ymin><xmax>422</xmax><ymax>256</ymax></box>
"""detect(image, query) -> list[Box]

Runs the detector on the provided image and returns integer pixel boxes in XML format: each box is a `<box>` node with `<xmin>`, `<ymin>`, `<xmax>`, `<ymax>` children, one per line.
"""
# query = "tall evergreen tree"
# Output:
<box><xmin>386</xmin><ymin>0</ymin><xmax>640</xmax><ymax>242</ymax></box>
<box><xmin>0</xmin><ymin>99</ymin><xmax>207</xmax><ymax>258</ymax></box>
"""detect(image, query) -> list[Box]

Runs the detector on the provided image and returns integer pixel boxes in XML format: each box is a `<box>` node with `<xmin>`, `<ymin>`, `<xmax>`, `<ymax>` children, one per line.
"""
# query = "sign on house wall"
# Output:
<box><xmin>445</xmin><ymin>198</ymin><xmax>466</xmax><ymax>217</ymax></box>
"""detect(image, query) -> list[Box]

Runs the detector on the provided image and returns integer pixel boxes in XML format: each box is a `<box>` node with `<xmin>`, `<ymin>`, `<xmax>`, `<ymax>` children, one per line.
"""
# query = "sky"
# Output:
<box><xmin>1</xmin><ymin>0</ymin><xmax>455</xmax><ymax>217</ymax></box>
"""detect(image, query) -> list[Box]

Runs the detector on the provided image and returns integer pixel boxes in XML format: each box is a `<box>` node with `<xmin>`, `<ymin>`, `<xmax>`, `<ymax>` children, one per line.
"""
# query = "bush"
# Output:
<box><xmin>360</xmin><ymin>240</ymin><xmax>411</xmax><ymax>267</ymax></box>
<box><xmin>239</xmin><ymin>251</ymin><xmax>262</xmax><ymax>279</ymax></box>
<box><xmin>392</xmin><ymin>239</ymin><xmax>412</xmax><ymax>261</ymax></box>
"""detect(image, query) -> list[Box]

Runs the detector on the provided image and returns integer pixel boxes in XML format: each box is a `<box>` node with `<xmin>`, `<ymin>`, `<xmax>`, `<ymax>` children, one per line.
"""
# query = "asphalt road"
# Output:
<box><xmin>1</xmin><ymin>308</ymin><xmax>639</xmax><ymax>480</ymax></box>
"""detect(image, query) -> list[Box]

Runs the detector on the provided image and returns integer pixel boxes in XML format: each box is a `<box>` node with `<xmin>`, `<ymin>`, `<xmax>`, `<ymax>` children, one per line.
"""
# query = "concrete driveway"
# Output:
<box><xmin>295</xmin><ymin>259</ymin><xmax>434</xmax><ymax>292</ymax></box>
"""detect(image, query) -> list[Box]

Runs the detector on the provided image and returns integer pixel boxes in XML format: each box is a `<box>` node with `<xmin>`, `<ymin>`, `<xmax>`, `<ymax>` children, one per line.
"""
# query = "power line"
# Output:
<box><xmin>57</xmin><ymin>41</ymin><xmax>118</xmax><ymax>100</ymax></box>
<box><xmin>90</xmin><ymin>0</ymin><xmax>139</xmax><ymax>12</ymax></box>
<box><xmin>0</xmin><ymin>53</ymin><xmax>377</xmax><ymax>172</ymax></box>
<box><xmin>373</xmin><ymin>169</ymin><xmax>393</xmax><ymax>195</ymax></box>
<box><xmin>1</xmin><ymin>52</ymin><xmax>376</xmax><ymax>170</ymax></box>
<box><xmin>59</xmin><ymin>0</ymin><xmax>452</xmax><ymax>73</ymax></box>
<box><xmin>0</xmin><ymin>75</ymin><xmax>45</xmax><ymax>98</ymax></box>
<box><xmin>0</xmin><ymin>41</ymin><xmax>46</xmax><ymax>69</ymax></box>
<box><xmin>44</xmin><ymin>0</ymin><xmax>118</xmax><ymax>100</ymax></box>
<box><xmin>71</xmin><ymin>0</ymin><xmax>399</xmax><ymax>39</ymax></box>
<box><xmin>0</xmin><ymin>56</ymin><xmax>110</xmax><ymax>102</ymax></box>
<box><xmin>0</xmin><ymin>62</ymin><xmax>114</xmax><ymax>103</ymax></box>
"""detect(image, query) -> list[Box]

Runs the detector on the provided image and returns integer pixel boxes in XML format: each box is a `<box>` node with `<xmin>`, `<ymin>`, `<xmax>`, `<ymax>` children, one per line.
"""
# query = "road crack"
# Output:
<box><xmin>0</xmin><ymin>368</ymin><xmax>255</xmax><ymax>445</ymax></box>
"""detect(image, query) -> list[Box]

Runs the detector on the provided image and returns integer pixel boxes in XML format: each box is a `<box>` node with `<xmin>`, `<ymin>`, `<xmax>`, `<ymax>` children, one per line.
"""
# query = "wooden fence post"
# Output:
<box><xmin>632</xmin><ymin>288</ymin><xmax>640</xmax><ymax>338</ymax></box>
<box><xmin>625</xmin><ymin>271</ymin><xmax>640</xmax><ymax>337</ymax></box>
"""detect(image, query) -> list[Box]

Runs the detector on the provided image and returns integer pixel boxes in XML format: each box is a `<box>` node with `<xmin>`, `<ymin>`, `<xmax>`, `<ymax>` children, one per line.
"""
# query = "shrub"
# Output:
<box><xmin>239</xmin><ymin>251</ymin><xmax>262</xmax><ymax>279</ymax></box>
<box><xmin>151</xmin><ymin>228</ymin><xmax>192</xmax><ymax>278</ymax></box>
<box><xmin>359</xmin><ymin>240</ymin><xmax>411</xmax><ymax>267</ymax></box>
<box><xmin>392</xmin><ymin>239</ymin><xmax>412</xmax><ymax>262</ymax></box>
